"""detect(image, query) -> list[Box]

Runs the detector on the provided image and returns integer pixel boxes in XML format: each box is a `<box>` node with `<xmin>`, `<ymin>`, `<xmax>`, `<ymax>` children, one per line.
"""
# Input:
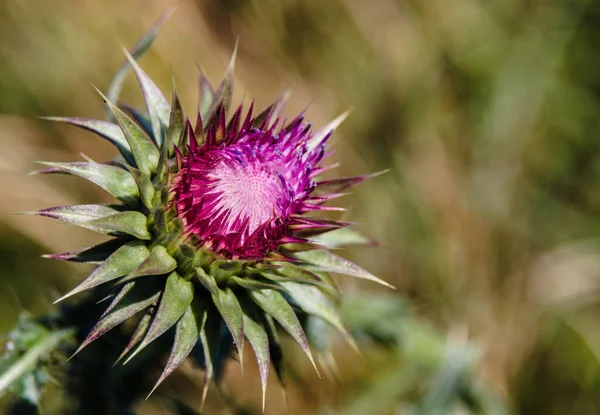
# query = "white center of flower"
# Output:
<box><xmin>207</xmin><ymin>158</ymin><xmax>285</xmax><ymax>234</ymax></box>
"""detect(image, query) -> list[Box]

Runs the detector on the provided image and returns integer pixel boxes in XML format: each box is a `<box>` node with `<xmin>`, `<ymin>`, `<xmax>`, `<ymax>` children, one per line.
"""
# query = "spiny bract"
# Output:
<box><xmin>35</xmin><ymin>17</ymin><xmax>389</xmax><ymax>407</ymax></box>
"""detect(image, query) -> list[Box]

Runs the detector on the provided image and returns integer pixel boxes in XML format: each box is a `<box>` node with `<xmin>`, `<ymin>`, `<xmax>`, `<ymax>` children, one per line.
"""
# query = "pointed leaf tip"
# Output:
<box><xmin>126</xmin><ymin>245</ymin><xmax>177</xmax><ymax>280</ymax></box>
<box><xmin>125</xmin><ymin>272</ymin><xmax>193</xmax><ymax>363</ymax></box>
<box><xmin>106</xmin><ymin>7</ymin><xmax>176</xmax><ymax>115</ymax></box>
<box><xmin>53</xmin><ymin>241</ymin><xmax>149</xmax><ymax>304</ymax></box>
<box><xmin>206</xmin><ymin>43</ymin><xmax>238</xmax><ymax>119</ymax></box>
<box><xmin>122</xmin><ymin>46</ymin><xmax>170</xmax><ymax>145</ymax></box>
<box><xmin>282</xmin><ymin>282</ymin><xmax>358</xmax><ymax>353</ymax></box>
<box><xmin>149</xmin><ymin>298</ymin><xmax>206</xmax><ymax>397</ymax></box>
<box><xmin>250</xmin><ymin>289</ymin><xmax>319</xmax><ymax>376</ymax></box>
<box><xmin>241</xmin><ymin>306</ymin><xmax>269</xmax><ymax>409</ymax></box>
<box><xmin>94</xmin><ymin>87</ymin><xmax>159</xmax><ymax>177</ymax></box>
<box><xmin>295</xmin><ymin>250</ymin><xmax>395</xmax><ymax>289</ymax></box>
<box><xmin>212</xmin><ymin>287</ymin><xmax>244</xmax><ymax>368</ymax></box>
<box><xmin>42</xmin><ymin>117</ymin><xmax>134</xmax><ymax>164</ymax></box>
<box><xmin>36</xmin><ymin>162</ymin><xmax>139</xmax><ymax>205</ymax></box>
<box><xmin>81</xmin><ymin>211</ymin><xmax>151</xmax><ymax>240</ymax></box>
<box><xmin>73</xmin><ymin>281</ymin><xmax>160</xmax><ymax>357</ymax></box>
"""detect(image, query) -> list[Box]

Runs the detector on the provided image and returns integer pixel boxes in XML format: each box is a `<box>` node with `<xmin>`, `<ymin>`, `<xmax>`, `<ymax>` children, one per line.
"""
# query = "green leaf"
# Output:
<box><xmin>97</xmin><ymin>88</ymin><xmax>159</xmax><ymax>177</ymax></box>
<box><xmin>264</xmin><ymin>314</ymin><xmax>286</xmax><ymax>388</ymax></box>
<box><xmin>126</xmin><ymin>245</ymin><xmax>177</xmax><ymax>280</ymax></box>
<box><xmin>36</xmin><ymin>162</ymin><xmax>139</xmax><ymax>205</ymax></box>
<box><xmin>42</xmin><ymin>117</ymin><xmax>134</xmax><ymax>164</ymax></box>
<box><xmin>158</xmin><ymin>82</ymin><xmax>184</xmax><ymax>180</ymax></box>
<box><xmin>249</xmin><ymin>289</ymin><xmax>318</xmax><ymax>374</ymax></box>
<box><xmin>310</xmin><ymin>228</ymin><xmax>375</xmax><ymax>249</ymax></box>
<box><xmin>106</xmin><ymin>7</ymin><xmax>176</xmax><ymax>117</ymax></box>
<box><xmin>212</xmin><ymin>288</ymin><xmax>244</xmax><ymax>367</ymax></box>
<box><xmin>123</xmin><ymin>48</ymin><xmax>170</xmax><ymax>146</ymax></box>
<box><xmin>262</xmin><ymin>265</ymin><xmax>338</xmax><ymax>299</ymax></box>
<box><xmin>197</xmin><ymin>65</ymin><xmax>215</xmax><ymax>121</ymax></box>
<box><xmin>31</xmin><ymin>204</ymin><xmax>123</xmax><ymax>227</ymax></box>
<box><xmin>43</xmin><ymin>239</ymin><xmax>125</xmax><ymax>264</ymax></box>
<box><xmin>123</xmin><ymin>165</ymin><xmax>155</xmax><ymax>210</ymax></box>
<box><xmin>230</xmin><ymin>276</ymin><xmax>288</xmax><ymax>293</ymax></box>
<box><xmin>54</xmin><ymin>241</ymin><xmax>150</xmax><ymax>302</ymax></box>
<box><xmin>82</xmin><ymin>211</ymin><xmax>151</xmax><ymax>240</ymax></box>
<box><xmin>149</xmin><ymin>297</ymin><xmax>207</xmax><ymax>396</ymax></box>
<box><xmin>75</xmin><ymin>281</ymin><xmax>161</xmax><ymax>355</ymax></box>
<box><xmin>281</xmin><ymin>282</ymin><xmax>356</xmax><ymax>352</ymax></box>
<box><xmin>195</xmin><ymin>268</ymin><xmax>244</xmax><ymax>363</ymax></box>
<box><xmin>206</xmin><ymin>43</ymin><xmax>237</xmax><ymax>120</ymax></box>
<box><xmin>240</xmin><ymin>304</ymin><xmax>270</xmax><ymax>410</ymax></box>
<box><xmin>115</xmin><ymin>312</ymin><xmax>152</xmax><ymax>365</ymax></box>
<box><xmin>126</xmin><ymin>272</ymin><xmax>194</xmax><ymax>362</ymax></box>
<box><xmin>198</xmin><ymin>305</ymin><xmax>221</xmax><ymax>410</ymax></box>
<box><xmin>295</xmin><ymin>250</ymin><xmax>394</xmax><ymax>288</ymax></box>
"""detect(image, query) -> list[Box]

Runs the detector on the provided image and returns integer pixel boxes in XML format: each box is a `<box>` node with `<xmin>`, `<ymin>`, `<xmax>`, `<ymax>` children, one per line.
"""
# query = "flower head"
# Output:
<box><xmin>172</xmin><ymin>107</ymin><xmax>334</xmax><ymax>259</ymax></box>
<box><xmin>34</xmin><ymin>18</ymin><xmax>389</xmax><ymax>408</ymax></box>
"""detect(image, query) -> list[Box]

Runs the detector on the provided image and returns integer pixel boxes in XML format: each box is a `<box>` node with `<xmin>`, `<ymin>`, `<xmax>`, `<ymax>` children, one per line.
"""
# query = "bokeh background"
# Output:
<box><xmin>1</xmin><ymin>0</ymin><xmax>600</xmax><ymax>413</ymax></box>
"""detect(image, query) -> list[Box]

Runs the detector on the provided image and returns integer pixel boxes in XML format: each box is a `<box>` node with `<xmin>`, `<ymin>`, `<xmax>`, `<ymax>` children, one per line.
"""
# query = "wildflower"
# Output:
<box><xmin>35</xmin><ymin>26</ymin><xmax>389</xmax><ymax>406</ymax></box>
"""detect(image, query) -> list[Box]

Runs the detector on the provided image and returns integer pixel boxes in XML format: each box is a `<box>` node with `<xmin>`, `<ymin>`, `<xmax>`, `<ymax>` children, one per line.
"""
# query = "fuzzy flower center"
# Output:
<box><xmin>206</xmin><ymin>145</ymin><xmax>286</xmax><ymax>234</ymax></box>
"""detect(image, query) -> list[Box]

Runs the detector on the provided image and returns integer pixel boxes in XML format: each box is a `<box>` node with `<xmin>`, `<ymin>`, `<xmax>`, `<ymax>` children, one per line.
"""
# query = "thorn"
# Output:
<box><xmin>200</xmin><ymin>380</ymin><xmax>210</xmax><ymax>412</ymax></box>
<box><xmin>228</xmin><ymin>39</ymin><xmax>239</xmax><ymax>74</ymax></box>
<box><xmin>52</xmin><ymin>288</ymin><xmax>79</xmax><ymax>305</ymax></box>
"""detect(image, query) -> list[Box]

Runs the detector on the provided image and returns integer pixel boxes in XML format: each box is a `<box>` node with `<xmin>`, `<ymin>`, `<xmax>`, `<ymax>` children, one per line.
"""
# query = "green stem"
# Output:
<box><xmin>0</xmin><ymin>328</ymin><xmax>75</xmax><ymax>396</ymax></box>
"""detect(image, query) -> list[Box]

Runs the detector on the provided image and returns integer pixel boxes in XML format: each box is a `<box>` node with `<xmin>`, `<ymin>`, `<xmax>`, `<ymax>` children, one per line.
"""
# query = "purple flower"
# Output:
<box><xmin>172</xmin><ymin>106</ymin><xmax>339</xmax><ymax>259</ymax></box>
<box><xmin>35</xmin><ymin>18</ymin><xmax>390</xmax><ymax>404</ymax></box>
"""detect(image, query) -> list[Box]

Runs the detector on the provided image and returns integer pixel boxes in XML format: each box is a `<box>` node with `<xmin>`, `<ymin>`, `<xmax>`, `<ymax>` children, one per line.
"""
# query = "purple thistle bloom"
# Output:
<box><xmin>172</xmin><ymin>105</ymin><xmax>337</xmax><ymax>259</ymax></box>
<box><xmin>31</xmin><ymin>17</ymin><xmax>390</xmax><ymax>404</ymax></box>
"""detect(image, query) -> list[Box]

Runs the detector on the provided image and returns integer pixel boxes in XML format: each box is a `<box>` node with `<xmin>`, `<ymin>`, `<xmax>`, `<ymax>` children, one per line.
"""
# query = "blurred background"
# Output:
<box><xmin>1</xmin><ymin>0</ymin><xmax>600</xmax><ymax>413</ymax></box>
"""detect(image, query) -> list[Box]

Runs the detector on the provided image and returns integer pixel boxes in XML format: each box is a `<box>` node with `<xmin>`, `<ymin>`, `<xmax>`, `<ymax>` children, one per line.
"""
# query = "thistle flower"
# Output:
<box><xmin>34</xmin><ymin>18</ymin><xmax>390</xmax><ymax>407</ymax></box>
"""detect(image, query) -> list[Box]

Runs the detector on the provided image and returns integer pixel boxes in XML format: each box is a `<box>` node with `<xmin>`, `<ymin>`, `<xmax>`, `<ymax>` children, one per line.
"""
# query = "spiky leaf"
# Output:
<box><xmin>158</xmin><ymin>83</ymin><xmax>184</xmax><ymax>179</ymax></box>
<box><xmin>55</xmin><ymin>241</ymin><xmax>150</xmax><ymax>302</ymax></box>
<box><xmin>128</xmin><ymin>272</ymin><xmax>194</xmax><ymax>360</ymax></box>
<box><xmin>115</xmin><ymin>312</ymin><xmax>152</xmax><ymax>364</ymax></box>
<box><xmin>124</xmin><ymin>165</ymin><xmax>155</xmax><ymax>210</ymax></box>
<box><xmin>127</xmin><ymin>245</ymin><xmax>177</xmax><ymax>279</ymax></box>
<box><xmin>197</xmin><ymin>66</ymin><xmax>215</xmax><ymax>121</ymax></box>
<box><xmin>75</xmin><ymin>281</ymin><xmax>161</xmax><ymax>354</ymax></box>
<box><xmin>241</xmin><ymin>305</ymin><xmax>269</xmax><ymax>409</ymax></box>
<box><xmin>198</xmin><ymin>306</ymin><xmax>220</xmax><ymax>409</ymax></box>
<box><xmin>150</xmin><ymin>297</ymin><xmax>207</xmax><ymax>395</ymax></box>
<box><xmin>82</xmin><ymin>211</ymin><xmax>151</xmax><ymax>240</ymax></box>
<box><xmin>311</xmin><ymin>228</ymin><xmax>375</xmax><ymax>249</ymax></box>
<box><xmin>249</xmin><ymin>289</ymin><xmax>317</xmax><ymax>372</ymax></box>
<box><xmin>106</xmin><ymin>7</ymin><xmax>175</xmax><ymax>114</ymax></box>
<box><xmin>195</xmin><ymin>268</ymin><xmax>244</xmax><ymax>360</ymax></box>
<box><xmin>37</xmin><ymin>162</ymin><xmax>139</xmax><ymax>205</ymax></box>
<box><xmin>281</xmin><ymin>282</ymin><xmax>356</xmax><ymax>351</ymax></box>
<box><xmin>230</xmin><ymin>276</ymin><xmax>287</xmax><ymax>293</ymax></box>
<box><xmin>295</xmin><ymin>250</ymin><xmax>394</xmax><ymax>288</ymax></box>
<box><xmin>123</xmin><ymin>48</ymin><xmax>170</xmax><ymax>145</ymax></box>
<box><xmin>43</xmin><ymin>117</ymin><xmax>134</xmax><ymax>164</ymax></box>
<box><xmin>99</xmin><ymin>91</ymin><xmax>160</xmax><ymax>177</ymax></box>
<box><xmin>43</xmin><ymin>239</ymin><xmax>126</xmax><ymax>264</ymax></box>
<box><xmin>32</xmin><ymin>204</ymin><xmax>123</xmax><ymax>233</ymax></box>
<box><xmin>206</xmin><ymin>44</ymin><xmax>236</xmax><ymax>119</ymax></box>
